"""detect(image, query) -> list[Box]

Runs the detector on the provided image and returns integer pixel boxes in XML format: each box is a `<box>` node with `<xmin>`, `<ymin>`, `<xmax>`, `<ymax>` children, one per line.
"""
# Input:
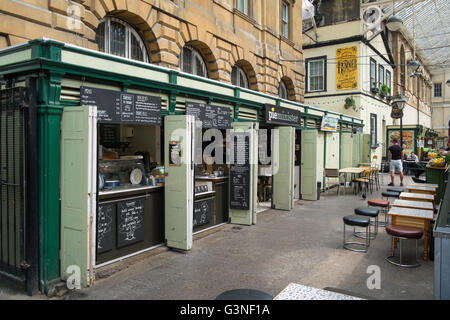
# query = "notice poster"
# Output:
<box><xmin>389</xmin><ymin>130</ymin><xmax>414</xmax><ymax>155</ymax></box>
<box><xmin>229</xmin><ymin>133</ymin><xmax>250</xmax><ymax>210</ymax></box>
<box><xmin>336</xmin><ymin>46</ymin><xmax>358</xmax><ymax>91</ymax></box>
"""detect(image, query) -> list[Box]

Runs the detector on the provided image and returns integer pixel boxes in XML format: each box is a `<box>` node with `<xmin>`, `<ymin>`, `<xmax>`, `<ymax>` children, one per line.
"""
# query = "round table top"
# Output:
<box><xmin>216</xmin><ymin>289</ymin><xmax>273</xmax><ymax>300</ymax></box>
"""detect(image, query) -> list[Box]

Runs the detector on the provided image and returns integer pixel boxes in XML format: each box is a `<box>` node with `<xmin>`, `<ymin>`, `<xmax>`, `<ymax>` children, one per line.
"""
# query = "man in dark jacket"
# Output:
<box><xmin>388</xmin><ymin>138</ymin><xmax>404</xmax><ymax>186</ymax></box>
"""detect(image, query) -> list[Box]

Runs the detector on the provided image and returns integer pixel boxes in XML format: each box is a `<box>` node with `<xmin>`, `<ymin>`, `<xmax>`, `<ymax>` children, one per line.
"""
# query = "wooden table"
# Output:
<box><xmin>407</xmin><ymin>183</ymin><xmax>438</xmax><ymax>189</ymax></box>
<box><xmin>406</xmin><ymin>185</ymin><xmax>437</xmax><ymax>195</ymax></box>
<box><xmin>388</xmin><ymin>206</ymin><xmax>434</xmax><ymax>260</ymax></box>
<box><xmin>399</xmin><ymin>192</ymin><xmax>435</xmax><ymax>205</ymax></box>
<box><xmin>274</xmin><ymin>283</ymin><xmax>363</xmax><ymax>300</ymax></box>
<box><xmin>393</xmin><ymin>199</ymin><xmax>434</xmax><ymax>211</ymax></box>
<box><xmin>339</xmin><ymin>167</ymin><xmax>368</xmax><ymax>194</ymax></box>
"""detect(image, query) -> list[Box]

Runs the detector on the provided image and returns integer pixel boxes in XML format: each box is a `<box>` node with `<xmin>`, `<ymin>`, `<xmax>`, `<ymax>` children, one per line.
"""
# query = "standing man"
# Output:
<box><xmin>388</xmin><ymin>138</ymin><xmax>404</xmax><ymax>186</ymax></box>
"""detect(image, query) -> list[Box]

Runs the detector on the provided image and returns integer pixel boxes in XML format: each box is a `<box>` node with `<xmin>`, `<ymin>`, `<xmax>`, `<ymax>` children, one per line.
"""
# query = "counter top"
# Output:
<box><xmin>99</xmin><ymin>185</ymin><xmax>163</xmax><ymax>201</ymax></box>
<box><xmin>195</xmin><ymin>176</ymin><xmax>228</xmax><ymax>181</ymax></box>
<box><xmin>194</xmin><ymin>190</ymin><xmax>216</xmax><ymax>199</ymax></box>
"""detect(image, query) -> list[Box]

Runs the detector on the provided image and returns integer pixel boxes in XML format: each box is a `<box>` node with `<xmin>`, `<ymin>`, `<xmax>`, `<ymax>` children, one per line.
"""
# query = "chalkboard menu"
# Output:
<box><xmin>80</xmin><ymin>86</ymin><xmax>162</xmax><ymax>125</ymax></box>
<box><xmin>193</xmin><ymin>198</ymin><xmax>213</xmax><ymax>228</ymax></box>
<box><xmin>97</xmin><ymin>203</ymin><xmax>114</xmax><ymax>254</ymax></box>
<box><xmin>99</xmin><ymin>124</ymin><xmax>121</xmax><ymax>148</ymax></box>
<box><xmin>186</xmin><ymin>102</ymin><xmax>231</xmax><ymax>129</ymax></box>
<box><xmin>230</xmin><ymin>133</ymin><xmax>250</xmax><ymax>210</ymax></box>
<box><xmin>117</xmin><ymin>199</ymin><xmax>145</xmax><ymax>248</ymax></box>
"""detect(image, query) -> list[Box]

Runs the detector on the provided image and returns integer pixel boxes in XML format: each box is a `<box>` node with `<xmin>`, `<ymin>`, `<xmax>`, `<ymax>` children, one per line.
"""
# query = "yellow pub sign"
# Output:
<box><xmin>336</xmin><ymin>46</ymin><xmax>358</xmax><ymax>90</ymax></box>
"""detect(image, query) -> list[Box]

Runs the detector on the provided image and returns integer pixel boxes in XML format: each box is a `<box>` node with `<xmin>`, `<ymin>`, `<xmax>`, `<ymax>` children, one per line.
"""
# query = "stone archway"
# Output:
<box><xmin>233</xmin><ymin>59</ymin><xmax>258</xmax><ymax>91</ymax></box>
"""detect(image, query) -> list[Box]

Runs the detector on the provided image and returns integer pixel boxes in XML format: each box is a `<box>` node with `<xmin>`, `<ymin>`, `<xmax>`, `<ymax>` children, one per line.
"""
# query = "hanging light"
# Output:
<box><xmin>408</xmin><ymin>59</ymin><xmax>420</xmax><ymax>73</ymax></box>
<box><xmin>446</xmin><ymin>79</ymin><xmax>450</xmax><ymax>87</ymax></box>
<box><xmin>386</xmin><ymin>15</ymin><xmax>403</xmax><ymax>31</ymax></box>
<box><xmin>392</xmin><ymin>94</ymin><xmax>406</xmax><ymax>110</ymax></box>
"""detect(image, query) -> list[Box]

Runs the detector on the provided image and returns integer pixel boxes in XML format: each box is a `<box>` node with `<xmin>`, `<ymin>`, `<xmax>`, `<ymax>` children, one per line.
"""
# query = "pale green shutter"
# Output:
<box><xmin>273</xmin><ymin>126</ymin><xmax>295</xmax><ymax>210</ymax></box>
<box><xmin>301</xmin><ymin>130</ymin><xmax>318</xmax><ymax>200</ymax></box>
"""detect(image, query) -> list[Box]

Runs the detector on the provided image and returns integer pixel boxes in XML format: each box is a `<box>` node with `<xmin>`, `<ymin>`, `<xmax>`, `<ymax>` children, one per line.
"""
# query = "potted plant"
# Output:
<box><xmin>386</xmin><ymin>87</ymin><xmax>393</xmax><ymax>102</ymax></box>
<box><xmin>344</xmin><ymin>97</ymin><xmax>356</xmax><ymax>110</ymax></box>
<box><xmin>379</xmin><ymin>83</ymin><xmax>388</xmax><ymax>98</ymax></box>
<box><xmin>371</xmin><ymin>82</ymin><xmax>378</xmax><ymax>94</ymax></box>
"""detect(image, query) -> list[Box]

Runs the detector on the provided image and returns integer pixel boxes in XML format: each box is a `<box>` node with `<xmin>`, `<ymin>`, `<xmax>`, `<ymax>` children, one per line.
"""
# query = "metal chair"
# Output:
<box><xmin>324</xmin><ymin>168</ymin><xmax>344</xmax><ymax>195</ymax></box>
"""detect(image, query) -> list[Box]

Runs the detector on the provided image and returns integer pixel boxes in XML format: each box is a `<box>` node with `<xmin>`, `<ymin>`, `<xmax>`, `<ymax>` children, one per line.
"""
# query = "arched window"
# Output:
<box><xmin>278</xmin><ymin>81</ymin><xmax>288</xmax><ymax>99</ymax></box>
<box><xmin>180</xmin><ymin>45</ymin><xmax>208</xmax><ymax>78</ymax></box>
<box><xmin>400</xmin><ymin>46</ymin><xmax>406</xmax><ymax>94</ymax></box>
<box><xmin>95</xmin><ymin>17</ymin><xmax>148</xmax><ymax>63</ymax></box>
<box><xmin>231</xmin><ymin>65</ymin><xmax>249</xmax><ymax>88</ymax></box>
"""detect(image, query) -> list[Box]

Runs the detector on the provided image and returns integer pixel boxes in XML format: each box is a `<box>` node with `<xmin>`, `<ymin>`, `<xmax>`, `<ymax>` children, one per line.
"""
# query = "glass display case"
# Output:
<box><xmin>99</xmin><ymin>158</ymin><xmax>148</xmax><ymax>193</ymax></box>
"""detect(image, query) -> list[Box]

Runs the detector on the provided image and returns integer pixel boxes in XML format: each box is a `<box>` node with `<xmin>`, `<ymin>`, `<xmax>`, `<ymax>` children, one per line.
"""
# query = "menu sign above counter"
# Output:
<box><xmin>80</xmin><ymin>86</ymin><xmax>162</xmax><ymax>125</ymax></box>
<box><xmin>265</xmin><ymin>104</ymin><xmax>301</xmax><ymax>127</ymax></box>
<box><xmin>186</xmin><ymin>102</ymin><xmax>231</xmax><ymax>129</ymax></box>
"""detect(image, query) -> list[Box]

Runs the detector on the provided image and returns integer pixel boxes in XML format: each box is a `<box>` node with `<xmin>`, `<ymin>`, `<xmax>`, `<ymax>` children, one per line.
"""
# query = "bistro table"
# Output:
<box><xmin>392</xmin><ymin>199</ymin><xmax>434</xmax><ymax>211</ymax></box>
<box><xmin>274</xmin><ymin>283</ymin><xmax>363</xmax><ymax>300</ymax></box>
<box><xmin>406</xmin><ymin>185</ymin><xmax>437</xmax><ymax>195</ymax></box>
<box><xmin>399</xmin><ymin>192</ymin><xmax>435</xmax><ymax>207</ymax></box>
<box><xmin>339</xmin><ymin>167</ymin><xmax>368</xmax><ymax>194</ymax></box>
<box><xmin>407</xmin><ymin>183</ymin><xmax>438</xmax><ymax>189</ymax></box>
<box><xmin>388</xmin><ymin>206</ymin><xmax>434</xmax><ymax>260</ymax></box>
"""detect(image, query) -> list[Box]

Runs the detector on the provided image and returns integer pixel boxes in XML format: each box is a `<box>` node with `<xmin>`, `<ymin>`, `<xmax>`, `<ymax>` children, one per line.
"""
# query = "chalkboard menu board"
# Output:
<box><xmin>80</xmin><ymin>86</ymin><xmax>162</xmax><ymax>125</ymax></box>
<box><xmin>186</xmin><ymin>102</ymin><xmax>231</xmax><ymax>129</ymax></box>
<box><xmin>193</xmin><ymin>198</ymin><xmax>213</xmax><ymax>228</ymax></box>
<box><xmin>99</xmin><ymin>124</ymin><xmax>121</xmax><ymax>148</ymax></box>
<box><xmin>230</xmin><ymin>133</ymin><xmax>250</xmax><ymax>210</ymax></box>
<box><xmin>97</xmin><ymin>203</ymin><xmax>114</xmax><ymax>254</ymax></box>
<box><xmin>117</xmin><ymin>199</ymin><xmax>145</xmax><ymax>248</ymax></box>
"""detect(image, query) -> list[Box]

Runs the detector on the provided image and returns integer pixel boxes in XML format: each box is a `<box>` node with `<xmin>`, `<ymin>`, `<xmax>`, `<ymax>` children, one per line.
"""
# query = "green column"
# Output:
<box><xmin>38</xmin><ymin>71</ymin><xmax>64</xmax><ymax>294</ymax></box>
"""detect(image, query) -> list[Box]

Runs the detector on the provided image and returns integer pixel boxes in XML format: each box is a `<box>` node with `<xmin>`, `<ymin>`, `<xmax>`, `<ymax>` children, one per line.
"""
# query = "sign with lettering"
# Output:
<box><xmin>117</xmin><ymin>199</ymin><xmax>145</xmax><ymax>248</ymax></box>
<box><xmin>264</xmin><ymin>104</ymin><xmax>301</xmax><ymax>126</ymax></box>
<box><xmin>186</xmin><ymin>102</ymin><xmax>231</xmax><ymax>129</ymax></box>
<box><xmin>230</xmin><ymin>133</ymin><xmax>250</xmax><ymax>210</ymax></box>
<box><xmin>320</xmin><ymin>115</ymin><xmax>339</xmax><ymax>132</ymax></box>
<box><xmin>336</xmin><ymin>46</ymin><xmax>358</xmax><ymax>91</ymax></box>
<box><xmin>97</xmin><ymin>203</ymin><xmax>114</xmax><ymax>254</ymax></box>
<box><xmin>80</xmin><ymin>86</ymin><xmax>162</xmax><ymax>125</ymax></box>
<box><xmin>193</xmin><ymin>198</ymin><xmax>213</xmax><ymax>228</ymax></box>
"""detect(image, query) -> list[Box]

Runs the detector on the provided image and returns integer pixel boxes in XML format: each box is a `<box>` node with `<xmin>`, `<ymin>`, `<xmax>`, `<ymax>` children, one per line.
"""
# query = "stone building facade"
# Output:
<box><xmin>0</xmin><ymin>0</ymin><xmax>305</xmax><ymax>101</ymax></box>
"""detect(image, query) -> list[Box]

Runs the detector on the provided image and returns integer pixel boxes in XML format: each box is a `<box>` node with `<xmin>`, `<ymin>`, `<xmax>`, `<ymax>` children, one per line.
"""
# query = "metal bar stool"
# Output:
<box><xmin>343</xmin><ymin>215</ymin><xmax>371</xmax><ymax>252</ymax></box>
<box><xmin>354</xmin><ymin>207</ymin><xmax>379</xmax><ymax>240</ymax></box>
<box><xmin>386</xmin><ymin>225</ymin><xmax>423</xmax><ymax>268</ymax></box>
<box><xmin>367</xmin><ymin>199</ymin><xmax>390</xmax><ymax>227</ymax></box>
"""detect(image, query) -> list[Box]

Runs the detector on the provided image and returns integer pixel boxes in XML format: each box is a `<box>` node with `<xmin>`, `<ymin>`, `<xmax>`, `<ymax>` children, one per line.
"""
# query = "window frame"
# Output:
<box><xmin>96</xmin><ymin>16</ymin><xmax>149</xmax><ymax>63</ymax></box>
<box><xmin>305</xmin><ymin>56</ymin><xmax>327</xmax><ymax>93</ymax></box>
<box><xmin>281</xmin><ymin>1</ymin><xmax>290</xmax><ymax>39</ymax></box>
<box><xmin>370</xmin><ymin>58</ymin><xmax>377</xmax><ymax>90</ymax></box>
<box><xmin>180</xmin><ymin>45</ymin><xmax>209</xmax><ymax>78</ymax></box>
<box><xmin>386</xmin><ymin>70</ymin><xmax>392</xmax><ymax>92</ymax></box>
<box><xmin>231</xmin><ymin>65</ymin><xmax>249</xmax><ymax>89</ymax></box>
<box><xmin>433</xmin><ymin>83</ymin><xmax>442</xmax><ymax>97</ymax></box>
<box><xmin>370</xmin><ymin>113</ymin><xmax>378</xmax><ymax>148</ymax></box>
<box><xmin>279</xmin><ymin>81</ymin><xmax>288</xmax><ymax>99</ymax></box>
<box><xmin>237</xmin><ymin>0</ymin><xmax>250</xmax><ymax>16</ymax></box>
<box><xmin>378</xmin><ymin>65</ymin><xmax>384</xmax><ymax>86</ymax></box>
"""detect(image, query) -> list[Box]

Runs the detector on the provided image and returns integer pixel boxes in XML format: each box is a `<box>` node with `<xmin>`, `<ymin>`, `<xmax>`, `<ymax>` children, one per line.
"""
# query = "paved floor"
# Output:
<box><xmin>0</xmin><ymin>173</ymin><xmax>434</xmax><ymax>300</ymax></box>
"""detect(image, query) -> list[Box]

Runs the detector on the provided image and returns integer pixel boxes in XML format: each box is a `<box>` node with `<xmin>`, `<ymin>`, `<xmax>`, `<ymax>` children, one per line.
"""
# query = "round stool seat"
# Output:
<box><xmin>343</xmin><ymin>215</ymin><xmax>370</xmax><ymax>227</ymax></box>
<box><xmin>368</xmin><ymin>199</ymin><xmax>390</xmax><ymax>207</ymax></box>
<box><xmin>216</xmin><ymin>289</ymin><xmax>273</xmax><ymax>300</ymax></box>
<box><xmin>382</xmin><ymin>191</ymin><xmax>401</xmax><ymax>198</ymax></box>
<box><xmin>387</xmin><ymin>187</ymin><xmax>405</xmax><ymax>193</ymax></box>
<box><xmin>386</xmin><ymin>225</ymin><xmax>423</xmax><ymax>239</ymax></box>
<box><xmin>355</xmin><ymin>207</ymin><xmax>379</xmax><ymax>217</ymax></box>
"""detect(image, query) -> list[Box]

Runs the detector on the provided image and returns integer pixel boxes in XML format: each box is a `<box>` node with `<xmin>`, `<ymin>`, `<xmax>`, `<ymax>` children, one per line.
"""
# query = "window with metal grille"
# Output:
<box><xmin>180</xmin><ymin>45</ymin><xmax>208</xmax><ymax>78</ymax></box>
<box><xmin>95</xmin><ymin>17</ymin><xmax>149</xmax><ymax>63</ymax></box>
<box><xmin>279</xmin><ymin>81</ymin><xmax>288</xmax><ymax>99</ymax></box>
<box><xmin>307</xmin><ymin>57</ymin><xmax>325</xmax><ymax>92</ymax></box>
<box><xmin>434</xmin><ymin>83</ymin><xmax>441</xmax><ymax>97</ymax></box>
<box><xmin>231</xmin><ymin>65</ymin><xmax>249</xmax><ymax>89</ymax></box>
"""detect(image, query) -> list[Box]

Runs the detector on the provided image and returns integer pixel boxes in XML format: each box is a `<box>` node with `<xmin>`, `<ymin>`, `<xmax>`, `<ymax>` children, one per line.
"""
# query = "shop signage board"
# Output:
<box><xmin>320</xmin><ymin>115</ymin><xmax>338</xmax><ymax>132</ymax></box>
<box><xmin>97</xmin><ymin>203</ymin><xmax>114</xmax><ymax>254</ymax></box>
<box><xmin>230</xmin><ymin>133</ymin><xmax>250</xmax><ymax>210</ymax></box>
<box><xmin>80</xmin><ymin>86</ymin><xmax>162</xmax><ymax>125</ymax></box>
<box><xmin>264</xmin><ymin>104</ymin><xmax>301</xmax><ymax>126</ymax></box>
<box><xmin>193</xmin><ymin>198</ymin><xmax>213</xmax><ymax>228</ymax></box>
<box><xmin>186</xmin><ymin>102</ymin><xmax>231</xmax><ymax>129</ymax></box>
<box><xmin>336</xmin><ymin>45</ymin><xmax>358</xmax><ymax>90</ymax></box>
<box><xmin>117</xmin><ymin>198</ymin><xmax>145</xmax><ymax>248</ymax></box>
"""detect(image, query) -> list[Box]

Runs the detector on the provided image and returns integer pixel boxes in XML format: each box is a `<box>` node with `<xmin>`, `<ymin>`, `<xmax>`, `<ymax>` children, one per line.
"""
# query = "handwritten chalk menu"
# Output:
<box><xmin>186</xmin><ymin>102</ymin><xmax>231</xmax><ymax>129</ymax></box>
<box><xmin>193</xmin><ymin>198</ymin><xmax>213</xmax><ymax>228</ymax></box>
<box><xmin>99</xmin><ymin>124</ymin><xmax>121</xmax><ymax>148</ymax></box>
<box><xmin>80</xmin><ymin>86</ymin><xmax>161</xmax><ymax>125</ymax></box>
<box><xmin>229</xmin><ymin>133</ymin><xmax>250</xmax><ymax>210</ymax></box>
<box><xmin>117</xmin><ymin>199</ymin><xmax>145</xmax><ymax>248</ymax></box>
<box><xmin>97</xmin><ymin>203</ymin><xmax>114</xmax><ymax>254</ymax></box>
